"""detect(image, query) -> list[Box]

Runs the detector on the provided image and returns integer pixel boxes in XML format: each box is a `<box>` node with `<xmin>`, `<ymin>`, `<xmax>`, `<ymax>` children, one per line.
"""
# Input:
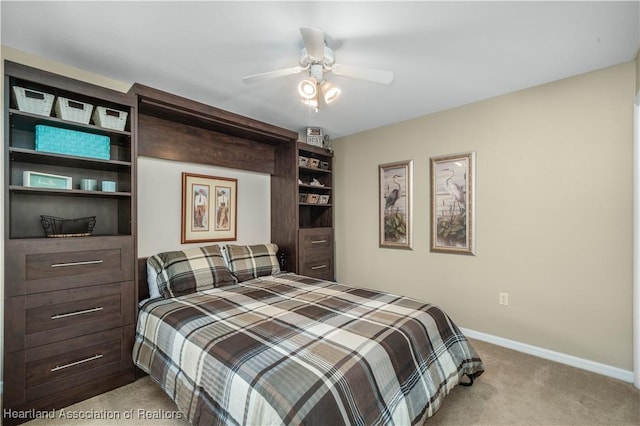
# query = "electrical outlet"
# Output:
<box><xmin>499</xmin><ymin>292</ymin><xmax>509</xmax><ymax>306</ymax></box>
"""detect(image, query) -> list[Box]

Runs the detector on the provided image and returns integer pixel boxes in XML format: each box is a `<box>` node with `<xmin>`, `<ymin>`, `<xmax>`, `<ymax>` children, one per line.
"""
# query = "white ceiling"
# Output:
<box><xmin>2</xmin><ymin>1</ymin><xmax>639</xmax><ymax>139</ymax></box>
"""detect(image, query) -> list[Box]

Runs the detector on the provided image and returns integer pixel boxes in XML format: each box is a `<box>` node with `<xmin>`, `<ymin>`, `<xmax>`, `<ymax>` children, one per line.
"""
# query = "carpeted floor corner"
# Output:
<box><xmin>427</xmin><ymin>339</ymin><xmax>639</xmax><ymax>425</ymax></box>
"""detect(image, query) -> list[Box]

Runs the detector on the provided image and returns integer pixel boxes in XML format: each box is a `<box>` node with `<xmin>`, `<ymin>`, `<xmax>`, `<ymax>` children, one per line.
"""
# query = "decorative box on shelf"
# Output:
<box><xmin>306</xmin><ymin>127</ymin><xmax>323</xmax><ymax>147</ymax></box>
<box><xmin>55</xmin><ymin>96</ymin><xmax>93</xmax><ymax>124</ymax></box>
<box><xmin>11</xmin><ymin>86</ymin><xmax>54</xmax><ymax>116</ymax></box>
<box><xmin>93</xmin><ymin>106</ymin><xmax>128</xmax><ymax>131</ymax></box>
<box><xmin>23</xmin><ymin>171</ymin><xmax>72</xmax><ymax>189</ymax></box>
<box><xmin>35</xmin><ymin>125</ymin><xmax>111</xmax><ymax>160</ymax></box>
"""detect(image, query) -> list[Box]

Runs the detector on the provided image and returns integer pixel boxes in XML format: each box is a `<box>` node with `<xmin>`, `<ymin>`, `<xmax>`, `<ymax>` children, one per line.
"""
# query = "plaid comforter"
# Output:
<box><xmin>133</xmin><ymin>273</ymin><xmax>484</xmax><ymax>425</ymax></box>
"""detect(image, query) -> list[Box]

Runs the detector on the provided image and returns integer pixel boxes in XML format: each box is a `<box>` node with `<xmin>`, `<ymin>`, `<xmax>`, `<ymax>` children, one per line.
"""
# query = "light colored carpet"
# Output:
<box><xmin>24</xmin><ymin>339</ymin><xmax>639</xmax><ymax>425</ymax></box>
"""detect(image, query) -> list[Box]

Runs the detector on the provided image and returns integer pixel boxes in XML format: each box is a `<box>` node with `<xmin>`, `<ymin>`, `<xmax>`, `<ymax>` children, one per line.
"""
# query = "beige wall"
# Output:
<box><xmin>334</xmin><ymin>61</ymin><xmax>635</xmax><ymax>370</ymax></box>
<box><xmin>636</xmin><ymin>49</ymin><xmax>640</xmax><ymax>92</ymax></box>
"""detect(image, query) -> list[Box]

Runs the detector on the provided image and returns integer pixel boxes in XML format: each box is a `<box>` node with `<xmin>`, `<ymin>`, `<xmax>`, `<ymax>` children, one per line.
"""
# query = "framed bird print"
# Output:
<box><xmin>430</xmin><ymin>151</ymin><xmax>476</xmax><ymax>255</ymax></box>
<box><xmin>379</xmin><ymin>160</ymin><xmax>413</xmax><ymax>249</ymax></box>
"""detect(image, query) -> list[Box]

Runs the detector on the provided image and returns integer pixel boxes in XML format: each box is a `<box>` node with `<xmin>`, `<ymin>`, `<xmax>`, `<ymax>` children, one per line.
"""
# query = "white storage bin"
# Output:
<box><xmin>92</xmin><ymin>106</ymin><xmax>128</xmax><ymax>131</ymax></box>
<box><xmin>55</xmin><ymin>96</ymin><xmax>93</xmax><ymax>124</ymax></box>
<box><xmin>11</xmin><ymin>86</ymin><xmax>55</xmax><ymax>116</ymax></box>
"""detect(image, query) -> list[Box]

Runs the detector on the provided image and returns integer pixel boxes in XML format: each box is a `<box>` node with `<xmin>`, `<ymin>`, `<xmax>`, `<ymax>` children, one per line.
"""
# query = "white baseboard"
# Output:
<box><xmin>460</xmin><ymin>327</ymin><xmax>634</xmax><ymax>384</ymax></box>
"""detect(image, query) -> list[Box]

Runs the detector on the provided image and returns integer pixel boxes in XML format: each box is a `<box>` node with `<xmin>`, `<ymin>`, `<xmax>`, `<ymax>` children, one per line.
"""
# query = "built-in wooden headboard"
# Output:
<box><xmin>130</xmin><ymin>84</ymin><xmax>300</xmax><ymax>283</ymax></box>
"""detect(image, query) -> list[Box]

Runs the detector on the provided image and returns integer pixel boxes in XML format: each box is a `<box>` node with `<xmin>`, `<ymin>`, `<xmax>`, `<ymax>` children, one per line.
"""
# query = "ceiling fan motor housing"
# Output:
<box><xmin>300</xmin><ymin>45</ymin><xmax>335</xmax><ymax>68</ymax></box>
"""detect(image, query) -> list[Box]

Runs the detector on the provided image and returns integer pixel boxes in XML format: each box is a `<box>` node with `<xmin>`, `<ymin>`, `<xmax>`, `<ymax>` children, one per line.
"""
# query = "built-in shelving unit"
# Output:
<box><xmin>3</xmin><ymin>61</ymin><xmax>137</xmax><ymax>423</ymax></box>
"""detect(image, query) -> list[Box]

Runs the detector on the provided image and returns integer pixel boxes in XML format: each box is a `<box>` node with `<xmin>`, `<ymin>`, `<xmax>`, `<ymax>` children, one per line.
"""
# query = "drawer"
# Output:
<box><xmin>26</xmin><ymin>249</ymin><xmax>123</xmax><ymax>281</ymax></box>
<box><xmin>5</xmin><ymin>281</ymin><xmax>134</xmax><ymax>351</ymax></box>
<box><xmin>298</xmin><ymin>228</ymin><xmax>334</xmax><ymax>280</ymax></box>
<box><xmin>5</xmin><ymin>327</ymin><xmax>133</xmax><ymax>407</ymax></box>
<box><xmin>299</xmin><ymin>252</ymin><xmax>334</xmax><ymax>281</ymax></box>
<box><xmin>5</xmin><ymin>236</ymin><xmax>134</xmax><ymax>296</ymax></box>
<box><xmin>299</xmin><ymin>228</ymin><xmax>333</xmax><ymax>251</ymax></box>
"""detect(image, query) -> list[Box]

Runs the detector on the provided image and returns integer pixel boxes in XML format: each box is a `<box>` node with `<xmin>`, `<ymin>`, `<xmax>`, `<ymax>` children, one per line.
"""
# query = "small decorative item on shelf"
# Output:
<box><xmin>93</xmin><ymin>106</ymin><xmax>128</xmax><ymax>131</ymax></box>
<box><xmin>306</xmin><ymin>127</ymin><xmax>323</xmax><ymax>147</ymax></box>
<box><xmin>23</xmin><ymin>171</ymin><xmax>72</xmax><ymax>189</ymax></box>
<box><xmin>308</xmin><ymin>158</ymin><xmax>320</xmax><ymax>168</ymax></box>
<box><xmin>319</xmin><ymin>195</ymin><xmax>330</xmax><ymax>204</ymax></box>
<box><xmin>319</xmin><ymin>161</ymin><xmax>329</xmax><ymax>170</ymax></box>
<box><xmin>40</xmin><ymin>215</ymin><xmax>97</xmax><ymax>237</ymax></box>
<box><xmin>299</xmin><ymin>156</ymin><xmax>308</xmax><ymax>167</ymax></box>
<box><xmin>307</xmin><ymin>193</ymin><xmax>320</xmax><ymax>204</ymax></box>
<box><xmin>101</xmin><ymin>181</ymin><xmax>117</xmax><ymax>192</ymax></box>
<box><xmin>299</xmin><ymin>193</ymin><xmax>308</xmax><ymax>203</ymax></box>
<box><xmin>323</xmin><ymin>134</ymin><xmax>333</xmax><ymax>151</ymax></box>
<box><xmin>55</xmin><ymin>96</ymin><xmax>93</xmax><ymax>124</ymax></box>
<box><xmin>11</xmin><ymin>86</ymin><xmax>55</xmax><ymax>116</ymax></box>
<box><xmin>310</xmin><ymin>178</ymin><xmax>324</xmax><ymax>187</ymax></box>
<box><xmin>80</xmin><ymin>178</ymin><xmax>98</xmax><ymax>191</ymax></box>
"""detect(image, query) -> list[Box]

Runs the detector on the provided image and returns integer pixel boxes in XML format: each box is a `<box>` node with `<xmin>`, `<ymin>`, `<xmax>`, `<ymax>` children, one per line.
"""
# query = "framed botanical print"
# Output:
<box><xmin>430</xmin><ymin>151</ymin><xmax>476</xmax><ymax>255</ymax></box>
<box><xmin>181</xmin><ymin>173</ymin><xmax>237</xmax><ymax>243</ymax></box>
<box><xmin>379</xmin><ymin>160</ymin><xmax>413</xmax><ymax>249</ymax></box>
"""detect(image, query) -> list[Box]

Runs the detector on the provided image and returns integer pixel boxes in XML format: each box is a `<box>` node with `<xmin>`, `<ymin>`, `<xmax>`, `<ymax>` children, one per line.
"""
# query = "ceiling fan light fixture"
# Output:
<box><xmin>320</xmin><ymin>81</ymin><xmax>341</xmax><ymax>104</ymax></box>
<box><xmin>300</xmin><ymin>97</ymin><xmax>318</xmax><ymax>108</ymax></box>
<box><xmin>298</xmin><ymin>79</ymin><xmax>317</xmax><ymax>100</ymax></box>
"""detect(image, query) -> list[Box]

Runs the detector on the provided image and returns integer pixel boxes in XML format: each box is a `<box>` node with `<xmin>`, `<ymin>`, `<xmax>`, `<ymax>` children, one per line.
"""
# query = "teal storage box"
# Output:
<box><xmin>35</xmin><ymin>125</ymin><xmax>110</xmax><ymax>160</ymax></box>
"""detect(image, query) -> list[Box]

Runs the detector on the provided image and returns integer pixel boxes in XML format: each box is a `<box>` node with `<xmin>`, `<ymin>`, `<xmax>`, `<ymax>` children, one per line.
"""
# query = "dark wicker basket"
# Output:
<box><xmin>40</xmin><ymin>215</ymin><xmax>96</xmax><ymax>237</ymax></box>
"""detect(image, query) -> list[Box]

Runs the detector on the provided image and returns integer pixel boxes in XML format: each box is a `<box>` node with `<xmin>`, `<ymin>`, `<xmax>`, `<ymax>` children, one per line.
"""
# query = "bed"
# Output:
<box><xmin>133</xmin><ymin>244</ymin><xmax>484</xmax><ymax>425</ymax></box>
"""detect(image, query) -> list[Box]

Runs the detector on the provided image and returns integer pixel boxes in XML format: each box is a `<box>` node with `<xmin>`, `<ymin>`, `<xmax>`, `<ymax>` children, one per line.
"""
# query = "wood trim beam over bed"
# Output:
<box><xmin>130</xmin><ymin>83</ymin><xmax>298</xmax><ymax>174</ymax></box>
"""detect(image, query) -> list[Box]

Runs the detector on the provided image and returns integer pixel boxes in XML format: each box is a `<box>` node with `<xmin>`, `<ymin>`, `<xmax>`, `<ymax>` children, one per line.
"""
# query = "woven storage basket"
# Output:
<box><xmin>55</xmin><ymin>96</ymin><xmax>93</xmax><ymax>124</ymax></box>
<box><xmin>41</xmin><ymin>215</ymin><xmax>96</xmax><ymax>237</ymax></box>
<box><xmin>35</xmin><ymin>125</ymin><xmax>110</xmax><ymax>160</ymax></box>
<box><xmin>11</xmin><ymin>86</ymin><xmax>54</xmax><ymax>116</ymax></box>
<box><xmin>92</xmin><ymin>106</ymin><xmax>128</xmax><ymax>131</ymax></box>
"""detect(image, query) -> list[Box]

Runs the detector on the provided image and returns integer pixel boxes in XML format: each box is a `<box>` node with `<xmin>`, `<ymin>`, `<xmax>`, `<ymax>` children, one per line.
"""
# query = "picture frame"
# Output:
<box><xmin>430</xmin><ymin>151</ymin><xmax>476</xmax><ymax>255</ymax></box>
<box><xmin>23</xmin><ymin>170</ymin><xmax>72</xmax><ymax>190</ymax></box>
<box><xmin>379</xmin><ymin>160</ymin><xmax>413</xmax><ymax>249</ymax></box>
<box><xmin>181</xmin><ymin>173</ymin><xmax>237</xmax><ymax>244</ymax></box>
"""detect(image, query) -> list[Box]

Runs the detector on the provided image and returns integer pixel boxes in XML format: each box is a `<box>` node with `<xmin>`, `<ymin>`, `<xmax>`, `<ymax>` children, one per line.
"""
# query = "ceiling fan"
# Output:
<box><xmin>242</xmin><ymin>27</ymin><xmax>394</xmax><ymax>109</ymax></box>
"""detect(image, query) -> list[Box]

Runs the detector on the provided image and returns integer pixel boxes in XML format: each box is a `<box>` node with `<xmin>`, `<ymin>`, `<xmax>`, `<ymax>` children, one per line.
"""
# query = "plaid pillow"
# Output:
<box><xmin>224</xmin><ymin>244</ymin><xmax>281</xmax><ymax>282</ymax></box>
<box><xmin>147</xmin><ymin>245</ymin><xmax>237</xmax><ymax>298</ymax></box>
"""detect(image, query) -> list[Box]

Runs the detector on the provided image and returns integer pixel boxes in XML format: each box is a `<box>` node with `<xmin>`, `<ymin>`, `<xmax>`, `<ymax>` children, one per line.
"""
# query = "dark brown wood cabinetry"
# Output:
<box><xmin>297</xmin><ymin>143</ymin><xmax>334</xmax><ymax>280</ymax></box>
<box><xmin>3</xmin><ymin>61</ymin><xmax>136</xmax><ymax>422</ymax></box>
<box><xmin>272</xmin><ymin>141</ymin><xmax>335</xmax><ymax>280</ymax></box>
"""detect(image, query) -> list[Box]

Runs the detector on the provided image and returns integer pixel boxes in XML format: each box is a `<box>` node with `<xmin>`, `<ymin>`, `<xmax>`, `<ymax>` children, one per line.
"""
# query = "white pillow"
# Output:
<box><xmin>146</xmin><ymin>262</ymin><xmax>161</xmax><ymax>299</ymax></box>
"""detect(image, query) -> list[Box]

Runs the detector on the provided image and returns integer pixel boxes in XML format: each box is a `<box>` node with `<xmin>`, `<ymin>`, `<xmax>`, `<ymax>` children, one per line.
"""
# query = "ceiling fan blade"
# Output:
<box><xmin>300</xmin><ymin>27</ymin><xmax>325</xmax><ymax>60</ymax></box>
<box><xmin>242</xmin><ymin>66</ymin><xmax>305</xmax><ymax>84</ymax></box>
<box><xmin>331</xmin><ymin>63</ymin><xmax>394</xmax><ymax>85</ymax></box>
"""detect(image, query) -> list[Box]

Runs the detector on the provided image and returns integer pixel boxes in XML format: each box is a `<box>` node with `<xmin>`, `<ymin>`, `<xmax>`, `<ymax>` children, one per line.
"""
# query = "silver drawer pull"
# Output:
<box><xmin>311</xmin><ymin>265</ymin><xmax>328</xmax><ymax>270</ymax></box>
<box><xmin>51</xmin><ymin>307</ymin><xmax>103</xmax><ymax>320</ymax></box>
<box><xmin>51</xmin><ymin>260</ymin><xmax>104</xmax><ymax>268</ymax></box>
<box><xmin>311</xmin><ymin>240</ymin><xmax>327</xmax><ymax>244</ymax></box>
<box><xmin>51</xmin><ymin>354</ymin><xmax>103</xmax><ymax>372</ymax></box>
